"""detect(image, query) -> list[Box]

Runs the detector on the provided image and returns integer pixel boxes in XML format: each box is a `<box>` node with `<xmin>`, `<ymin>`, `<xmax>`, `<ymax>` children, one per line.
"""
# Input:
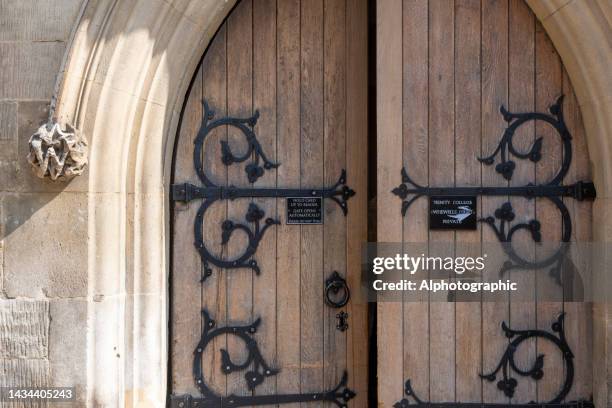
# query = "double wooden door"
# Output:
<box><xmin>171</xmin><ymin>0</ymin><xmax>594</xmax><ymax>406</ymax></box>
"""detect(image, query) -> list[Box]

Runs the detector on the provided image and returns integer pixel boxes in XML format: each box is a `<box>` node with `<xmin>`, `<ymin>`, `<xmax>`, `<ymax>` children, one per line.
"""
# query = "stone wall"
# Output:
<box><xmin>0</xmin><ymin>0</ymin><xmax>87</xmax><ymax>405</ymax></box>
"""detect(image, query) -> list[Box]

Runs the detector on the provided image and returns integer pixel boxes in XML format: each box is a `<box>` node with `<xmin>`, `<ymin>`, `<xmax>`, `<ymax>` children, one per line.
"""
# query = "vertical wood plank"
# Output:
<box><xmin>199</xmin><ymin>25</ymin><xmax>229</xmax><ymax>397</ymax></box>
<box><xmin>481</xmin><ymin>0</ymin><xmax>509</xmax><ymax>404</ymax></box>
<box><xmin>300</xmin><ymin>0</ymin><xmax>325</xmax><ymax>398</ymax></box>
<box><xmin>276</xmin><ymin>0</ymin><xmax>302</xmax><ymax>404</ymax></box>
<box><xmin>428</xmin><ymin>0</ymin><xmax>455</xmax><ymax>402</ymax></box>
<box><xmin>376</xmin><ymin>0</ymin><xmax>404</xmax><ymax>405</ymax></box>
<box><xmin>252</xmin><ymin>0</ymin><xmax>277</xmax><ymax>399</ymax></box>
<box><xmin>508</xmin><ymin>0</ymin><xmax>537</xmax><ymax>403</ymax></box>
<box><xmin>401</xmin><ymin>0</ymin><xmax>430</xmax><ymax>402</ymax></box>
<box><xmin>345</xmin><ymin>0</ymin><xmax>369</xmax><ymax>403</ymax></box>
<box><xmin>454</xmin><ymin>0</ymin><xmax>482</xmax><ymax>402</ymax></box>
<box><xmin>226</xmin><ymin>0</ymin><xmax>254</xmax><ymax>397</ymax></box>
<box><xmin>562</xmin><ymin>69</ymin><xmax>593</xmax><ymax>401</ymax></box>
<box><xmin>323</xmin><ymin>0</ymin><xmax>348</xmax><ymax>396</ymax></box>
<box><xmin>171</xmin><ymin>63</ymin><xmax>203</xmax><ymax>395</ymax></box>
<box><xmin>535</xmin><ymin>19</ymin><xmax>564</xmax><ymax>402</ymax></box>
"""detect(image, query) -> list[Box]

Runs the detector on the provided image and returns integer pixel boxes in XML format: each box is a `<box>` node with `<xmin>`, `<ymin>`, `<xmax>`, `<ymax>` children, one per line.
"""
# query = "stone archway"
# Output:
<box><xmin>52</xmin><ymin>1</ymin><xmax>237</xmax><ymax>406</ymax></box>
<box><xmin>50</xmin><ymin>0</ymin><xmax>610</xmax><ymax>406</ymax></box>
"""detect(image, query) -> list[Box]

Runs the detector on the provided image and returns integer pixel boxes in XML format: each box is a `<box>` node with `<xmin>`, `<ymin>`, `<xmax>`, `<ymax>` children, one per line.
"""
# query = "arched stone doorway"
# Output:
<box><xmin>49</xmin><ymin>0</ymin><xmax>611</xmax><ymax>406</ymax></box>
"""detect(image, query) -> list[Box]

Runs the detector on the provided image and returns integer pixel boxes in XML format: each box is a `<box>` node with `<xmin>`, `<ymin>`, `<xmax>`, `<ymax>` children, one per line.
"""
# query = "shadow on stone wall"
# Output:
<box><xmin>1</xmin><ymin>100</ymin><xmax>88</xmax><ymax>299</ymax></box>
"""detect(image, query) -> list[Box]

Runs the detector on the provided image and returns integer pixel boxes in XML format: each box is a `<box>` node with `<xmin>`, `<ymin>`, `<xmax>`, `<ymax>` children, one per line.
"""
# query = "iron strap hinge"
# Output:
<box><xmin>393</xmin><ymin>315</ymin><xmax>594</xmax><ymax>408</ymax></box>
<box><xmin>169</xmin><ymin>101</ymin><xmax>358</xmax><ymax>407</ymax></box>
<box><xmin>169</xmin><ymin>389</ymin><xmax>355</xmax><ymax>408</ymax></box>
<box><xmin>171</xmin><ymin>181</ymin><xmax>355</xmax><ymax>203</ymax></box>
<box><xmin>392</xmin><ymin>96</ymin><xmax>597</xmax><ymax>288</ymax></box>
<box><xmin>171</xmin><ymin>100</ymin><xmax>355</xmax><ymax>281</ymax></box>
<box><xmin>393</xmin><ymin>180</ymin><xmax>596</xmax><ymax>202</ymax></box>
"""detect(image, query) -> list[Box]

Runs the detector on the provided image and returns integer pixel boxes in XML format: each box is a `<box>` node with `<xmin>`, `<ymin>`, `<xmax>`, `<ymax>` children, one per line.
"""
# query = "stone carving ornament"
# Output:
<box><xmin>27</xmin><ymin>121</ymin><xmax>88</xmax><ymax>180</ymax></box>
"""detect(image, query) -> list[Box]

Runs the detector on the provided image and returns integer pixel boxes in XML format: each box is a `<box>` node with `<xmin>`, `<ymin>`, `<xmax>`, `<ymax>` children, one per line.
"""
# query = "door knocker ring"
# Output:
<box><xmin>325</xmin><ymin>271</ymin><xmax>350</xmax><ymax>308</ymax></box>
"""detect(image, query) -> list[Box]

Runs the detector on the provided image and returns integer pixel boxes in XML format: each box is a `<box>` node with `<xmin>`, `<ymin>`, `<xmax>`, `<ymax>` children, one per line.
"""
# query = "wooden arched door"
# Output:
<box><xmin>377</xmin><ymin>0</ymin><xmax>594</xmax><ymax>406</ymax></box>
<box><xmin>170</xmin><ymin>0</ymin><xmax>368</xmax><ymax>406</ymax></box>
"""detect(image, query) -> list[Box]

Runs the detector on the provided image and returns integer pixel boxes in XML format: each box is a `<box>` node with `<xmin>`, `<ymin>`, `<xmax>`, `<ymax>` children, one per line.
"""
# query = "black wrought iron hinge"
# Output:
<box><xmin>170</xmin><ymin>101</ymin><xmax>357</xmax><ymax>407</ymax></box>
<box><xmin>172</xmin><ymin>101</ymin><xmax>355</xmax><ymax>281</ymax></box>
<box><xmin>392</xmin><ymin>96</ymin><xmax>596</xmax><ymax>284</ymax></box>
<box><xmin>393</xmin><ymin>314</ymin><xmax>593</xmax><ymax>408</ymax></box>
<box><xmin>169</xmin><ymin>310</ymin><xmax>356</xmax><ymax>408</ymax></box>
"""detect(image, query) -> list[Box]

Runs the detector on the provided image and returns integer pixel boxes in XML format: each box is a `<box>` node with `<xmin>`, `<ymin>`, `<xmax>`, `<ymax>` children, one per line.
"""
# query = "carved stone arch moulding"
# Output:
<box><xmin>49</xmin><ymin>0</ymin><xmax>611</xmax><ymax>406</ymax></box>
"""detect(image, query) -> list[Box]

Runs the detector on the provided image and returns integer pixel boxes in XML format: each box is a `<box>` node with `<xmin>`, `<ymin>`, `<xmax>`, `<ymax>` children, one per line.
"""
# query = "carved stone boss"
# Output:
<box><xmin>27</xmin><ymin>121</ymin><xmax>88</xmax><ymax>180</ymax></box>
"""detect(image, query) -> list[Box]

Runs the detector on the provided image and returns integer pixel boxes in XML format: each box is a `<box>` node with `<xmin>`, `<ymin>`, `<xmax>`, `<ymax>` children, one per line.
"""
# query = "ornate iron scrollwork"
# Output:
<box><xmin>392</xmin><ymin>96</ymin><xmax>596</xmax><ymax>284</ymax></box>
<box><xmin>393</xmin><ymin>314</ymin><xmax>593</xmax><ymax>407</ymax></box>
<box><xmin>170</xmin><ymin>101</ymin><xmax>357</xmax><ymax>406</ymax></box>
<box><xmin>172</xmin><ymin>101</ymin><xmax>355</xmax><ymax>281</ymax></box>
<box><xmin>169</xmin><ymin>310</ymin><xmax>356</xmax><ymax>408</ymax></box>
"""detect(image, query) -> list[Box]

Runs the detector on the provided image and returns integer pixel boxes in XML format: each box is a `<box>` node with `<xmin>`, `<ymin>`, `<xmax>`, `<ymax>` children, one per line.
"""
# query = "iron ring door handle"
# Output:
<box><xmin>325</xmin><ymin>271</ymin><xmax>350</xmax><ymax>308</ymax></box>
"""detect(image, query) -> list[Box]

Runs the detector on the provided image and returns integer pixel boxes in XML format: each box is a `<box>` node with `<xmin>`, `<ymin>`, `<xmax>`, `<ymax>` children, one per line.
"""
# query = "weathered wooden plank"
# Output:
<box><xmin>226</xmin><ymin>0</ymin><xmax>254</xmax><ymax>396</ymax></box>
<box><xmin>171</xmin><ymin>61</ymin><xmax>203</xmax><ymax>395</ymax></box>
<box><xmin>323</xmin><ymin>0</ymin><xmax>348</xmax><ymax>397</ymax></box>
<box><xmin>401</xmin><ymin>0</ymin><xmax>430</xmax><ymax>402</ymax></box>
<box><xmin>481</xmin><ymin>0</ymin><xmax>509</xmax><ymax>404</ymax></box>
<box><xmin>535</xmin><ymin>19</ymin><xmax>564</xmax><ymax>403</ymax></box>
<box><xmin>252</xmin><ymin>0</ymin><xmax>278</xmax><ymax>399</ymax></box>
<box><xmin>508</xmin><ymin>0</ymin><xmax>537</xmax><ymax>403</ymax></box>
<box><xmin>454</xmin><ymin>0</ymin><xmax>482</xmax><ymax>402</ymax></box>
<box><xmin>276</xmin><ymin>0</ymin><xmax>302</xmax><ymax>404</ymax></box>
<box><xmin>345</xmin><ymin>0</ymin><xmax>369</xmax><ymax>403</ymax></box>
<box><xmin>300</xmin><ymin>0</ymin><xmax>325</xmax><ymax>398</ymax></box>
<box><xmin>428</xmin><ymin>0</ymin><xmax>455</xmax><ymax>402</ymax></box>
<box><xmin>562</xmin><ymin>69</ymin><xmax>593</xmax><ymax>401</ymax></box>
<box><xmin>199</xmin><ymin>23</ymin><xmax>229</xmax><ymax>397</ymax></box>
<box><xmin>376</xmin><ymin>0</ymin><xmax>404</xmax><ymax>405</ymax></box>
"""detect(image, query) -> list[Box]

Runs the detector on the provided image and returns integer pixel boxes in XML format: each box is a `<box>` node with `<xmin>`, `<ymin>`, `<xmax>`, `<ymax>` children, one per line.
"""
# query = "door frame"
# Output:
<box><xmin>47</xmin><ymin>0</ymin><xmax>612</xmax><ymax>406</ymax></box>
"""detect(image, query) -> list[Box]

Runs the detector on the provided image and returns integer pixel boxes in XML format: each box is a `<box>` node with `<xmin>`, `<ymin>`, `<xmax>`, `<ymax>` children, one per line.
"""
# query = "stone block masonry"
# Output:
<box><xmin>0</xmin><ymin>1</ymin><xmax>87</xmax><ymax>406</ymax></box>
<box><xmin>0</xmin><ymin>300</ymin><xmax>51</xmax><ymax>400</ymax></box>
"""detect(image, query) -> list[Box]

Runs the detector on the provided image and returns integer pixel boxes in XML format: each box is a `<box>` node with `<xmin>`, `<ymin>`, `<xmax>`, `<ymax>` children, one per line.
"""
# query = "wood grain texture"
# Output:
<box><xmin>200</xmin><ymin>23</ymin><xmax>229</xmax><ymax>397</ymax></box>
<box><xmin>402</xmin><ymin>0</ymin><xmax>430</xmax><ymax>403</ymax></box>
<box><xmin>376</xmin><ymin>0</ymin><xmax>404</xmax><ymax>405</ymax></box>
<box><xmin>535</xmin><ymin>18</ymin><xmax>565</xmax><ymax>403</ymax></box>
<box><xmin>252</xmin><ymin>0</ymin><xmax>278</xmax><ymax>399</ymax></box>
<box><xmin>428</xmin><ymin>0</ymin><xmax>455</xmax><ymax>401</ymax></box>
<box><xmin>508</xmin><ymin>0</ymin><xmax>537</xmax><ymax>403</ymax></box>
<box><xmin>345</xmin><ymin>0</ymin><xmax>369</xmax><ymax>403</ymax></box>
<box><xmin>299</xmin><ymin>0</ymin><xmax>325</xmax><ymax>398</ymax></box>
<box><xmin>454</xmin><ymin>0</ymin><xmax>482</xmax><ymax>402</ymax></box>
<box><xmin>276</xmin><ymin>0</ymin><xmax>302</xmax><ymax>404</ymax></box>
<box><xmin>171</xmin><ymin>62</ymin><xmax>203</xmax><ymax>395</ymax></box>
<box><xmin>226</xmin><ymin>0</ymin><xmax>254</xmax><ymax>397</ymax></box>
<box><xmin>481</xmin><ymin>0</ymin><xmax>509</xmax><ymax>404</ymax></box>
<box><xmin>562</xmin><ymin>68</ymin><xmax>593</xmax><ymax>402</ymax></box>
<box><xmin>323</xmin><ymin>0</ymin><xmax>348</xmax><ymax>398</ymax></box>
